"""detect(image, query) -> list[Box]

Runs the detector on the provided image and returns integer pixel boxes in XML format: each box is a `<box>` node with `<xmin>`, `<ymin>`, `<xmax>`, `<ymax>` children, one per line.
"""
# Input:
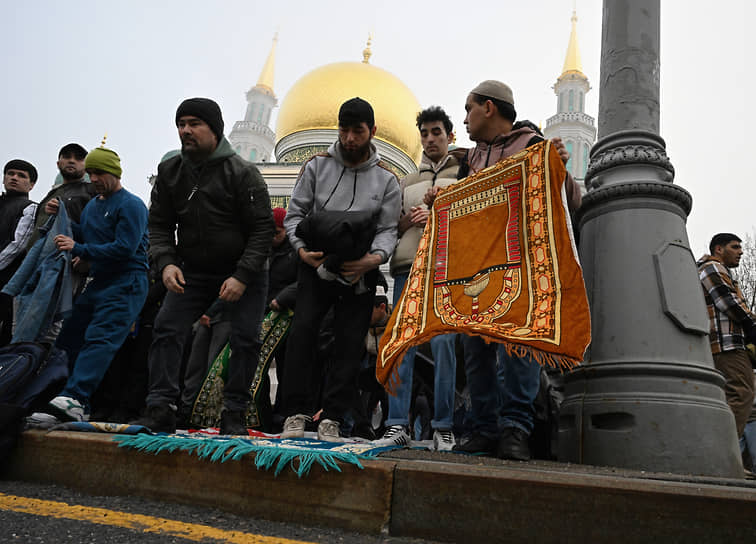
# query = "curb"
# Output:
<box><xmin>5</xmin><ymin>431</ymin><xmax>756</xmax><ymax>542</ymax></box>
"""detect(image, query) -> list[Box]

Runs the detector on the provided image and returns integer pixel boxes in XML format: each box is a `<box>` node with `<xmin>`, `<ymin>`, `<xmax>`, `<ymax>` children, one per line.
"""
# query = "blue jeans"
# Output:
<box><xmin>461</xmin><ymin>335</ymin><xmax>541</xmax><ymax>437</ymax></box>
<box><xmin>386</xmin><ymin>273</ymin><xmax>457</xmax><ymax>431</ymax></box>
<box><xmin>56</xmin><ymin>270</ymin><xmax>149</xmax><ymax>410</ymax></box>
<box><xmin>146</xmin><ymin>270</ymin><xmax>268</xmax><ymax>412</ymax></box>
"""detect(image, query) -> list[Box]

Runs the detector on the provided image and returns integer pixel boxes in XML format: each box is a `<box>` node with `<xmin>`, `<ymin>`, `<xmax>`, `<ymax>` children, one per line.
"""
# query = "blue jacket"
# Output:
<box><xmin>2</xmin><ymin>200</ymin><xmax>73</xmax><ymax>342</ymax></box>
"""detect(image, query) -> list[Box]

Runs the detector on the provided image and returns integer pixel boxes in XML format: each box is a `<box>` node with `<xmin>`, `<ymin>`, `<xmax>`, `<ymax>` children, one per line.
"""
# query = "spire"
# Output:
<box><xmin>561</xmin><ymin>10</ymin><xmax>583</xmax><ymax>76</ymax></box>
<box><xmin>362</xmin><ymin>34</ymin><xmax>372</xmax><ymax>64</ymax></box>
<box><xmin>255</xmin><ymin>33</ymin><xmax>277</xmax><ymax>94</ymax></box>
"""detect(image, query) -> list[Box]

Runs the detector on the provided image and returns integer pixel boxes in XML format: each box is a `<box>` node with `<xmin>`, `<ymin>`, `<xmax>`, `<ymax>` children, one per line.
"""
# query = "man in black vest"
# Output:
<box><xmin>0</xmin><ymin>159</ymin><xmax>38</xmax><ymax>345</ymax></box>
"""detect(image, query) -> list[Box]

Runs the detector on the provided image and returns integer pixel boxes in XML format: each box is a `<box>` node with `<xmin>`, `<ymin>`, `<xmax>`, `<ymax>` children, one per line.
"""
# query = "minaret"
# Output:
<box><xmin>543</xmin><ymin>10</ymin><xmax>596</xmax><ymax>193</ymax></box>
<box><xmin>229</xmin><ymin>34</ymin><xmax>278</xmax><ymax>163</ymax></box>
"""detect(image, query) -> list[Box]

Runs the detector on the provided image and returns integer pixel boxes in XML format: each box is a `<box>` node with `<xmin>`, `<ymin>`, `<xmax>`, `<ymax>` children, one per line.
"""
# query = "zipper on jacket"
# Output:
<box><xmin>187</xmin><ymin>185</ymin><xmax>198</xmax><ymax>201</ymax></box>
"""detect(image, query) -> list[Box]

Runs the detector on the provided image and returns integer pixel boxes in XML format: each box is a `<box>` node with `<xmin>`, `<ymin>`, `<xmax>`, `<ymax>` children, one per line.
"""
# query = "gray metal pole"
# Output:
<box><xmin>557</xmin><ymin>0</ymin><xmax>743</xmax><ymax>477</ymax></box>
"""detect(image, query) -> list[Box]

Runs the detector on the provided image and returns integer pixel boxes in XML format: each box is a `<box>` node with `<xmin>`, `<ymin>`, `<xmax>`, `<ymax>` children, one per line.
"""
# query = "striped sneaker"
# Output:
<box><xmin>373</xmin><ymin>425</ymin><xmax>411</xmax><ymax>447</ymax></box>
<box><xmin>47</xmin><ymin>396</ymin><xmax>89</xmax><ymax>422</ymax></box>
<box><xmin>433</xmin><ymin>429</ymin><xmax>456</xmax><ymax>451</ymax></box>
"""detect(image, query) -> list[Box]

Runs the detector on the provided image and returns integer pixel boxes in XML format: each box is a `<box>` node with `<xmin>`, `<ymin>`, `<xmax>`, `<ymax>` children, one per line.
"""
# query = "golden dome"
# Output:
<box><xmin>275</xmin><ymin>61</ymin><xmax>422</xmax><ymax>163</ymax></box>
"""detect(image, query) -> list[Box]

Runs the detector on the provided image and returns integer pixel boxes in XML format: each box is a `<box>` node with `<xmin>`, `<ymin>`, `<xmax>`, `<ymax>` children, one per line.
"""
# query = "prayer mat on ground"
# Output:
<box><xmin>377</xmin><ymin>141</ymin><xmax>590</xmax><ymax>392</ymax></box>
<box><xmin>113</xmin><ymin>432</ymin><xmax>399</xmax><ymax>477</ymax></box>
<box><xmin>50</xmin><ymin>421</ymin><xmax>151</xmax><ymax>434</ymax></box>
<box><xmin>191</xmin><ymin>309</ymin><xmax>293</xmax><ymax>429</ymax></box>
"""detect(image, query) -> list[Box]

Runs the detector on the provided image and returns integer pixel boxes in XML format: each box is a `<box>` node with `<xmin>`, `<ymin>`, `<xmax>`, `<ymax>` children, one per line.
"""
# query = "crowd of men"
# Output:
<box><xmin>2</xmin><ymin>80</ymin><xmax>754</xmax><ymax>466</ymax></box>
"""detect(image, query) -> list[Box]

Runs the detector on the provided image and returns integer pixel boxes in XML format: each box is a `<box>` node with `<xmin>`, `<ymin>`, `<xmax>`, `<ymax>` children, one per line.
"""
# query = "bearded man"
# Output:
<box><xmin>279</xmin><ymin>97</ymin><xmax>401</xmax><ymax>441</ymax></box>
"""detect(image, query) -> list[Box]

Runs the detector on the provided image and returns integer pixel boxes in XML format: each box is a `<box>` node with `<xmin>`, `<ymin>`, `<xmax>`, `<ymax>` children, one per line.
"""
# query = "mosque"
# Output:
<box><xmin>227</xmin><ymin>11</ymin><xmax>595</xmax><ymax>208</ymax></box>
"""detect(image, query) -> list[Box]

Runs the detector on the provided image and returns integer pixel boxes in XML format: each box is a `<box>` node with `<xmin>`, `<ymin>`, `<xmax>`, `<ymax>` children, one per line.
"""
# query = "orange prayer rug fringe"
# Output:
<box><xmin>377</xmin><ymin>141</ymin><xmax>590</xmax><ymax>393</ymax></box>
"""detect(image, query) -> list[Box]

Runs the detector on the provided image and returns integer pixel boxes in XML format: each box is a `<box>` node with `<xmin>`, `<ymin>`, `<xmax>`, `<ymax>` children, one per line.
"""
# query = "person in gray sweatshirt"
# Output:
<box><xmin>280</xmin><ymin>97</ymin><xmax>401</xmax><ymax>441</ymax></box>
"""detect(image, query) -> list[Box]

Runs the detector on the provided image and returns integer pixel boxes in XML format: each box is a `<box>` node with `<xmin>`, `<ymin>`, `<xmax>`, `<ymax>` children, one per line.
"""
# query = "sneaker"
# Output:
<box><xmin>47</xmin><ymin>396</ymin><xmax>89</xmax><ymax>422</ymax></box>
<box><xmin>496</xmin><ymin>427</ymin><xmax>531</xmax><ymax>461</ymax></box>
<box><xmin>220</xmin><ymin>410</ymin><xmax>247</xmax><ymax>436</ymax></box>
<box><xmin>317</xmin><ymin>418</ymin><xmax>342</xmax><ymax>442</ymax></box>
<box><xmin>281</xmin><ymin>414</ymin><xmax>311</xmax><ymax>439</ymax></box>
<box><xmin>26</xmin><ymin>412</ymin><xmax>60</xmax><ymax>429</ymax></box>
<box><xmin>130</xmin><ymin>404</ymin><xmax>177</xmax><ymax>434</ymax></box>
<box><xmin>433</xmin><ymin>429</ymin><xmax>456</xmax><ymax>451</ymax></box>
<box><xmin>452</xmin><ymin>432</ymin><xmax>497</xmax><ymax>455</ymax></box>
<box><xmin>372</xmin><ymin>424</ymin><xmax>411</xmax><ymax>447</ymax></box>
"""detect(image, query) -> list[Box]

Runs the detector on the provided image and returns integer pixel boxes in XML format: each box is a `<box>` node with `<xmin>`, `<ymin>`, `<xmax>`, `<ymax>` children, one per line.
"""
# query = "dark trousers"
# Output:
<box><xmin>282</xmin><ymin>262</ymin><xmax>375</xmax><ymax>423</ymax></box>
<box><xmin>0</xmin><ymin>292</ymin><xmax>12</xmax><ymax>347</ymax></box>
<box><xmin>145</xmin><ymin>271</ymin><xmax>267</xmax><ymax>412</ymax></box>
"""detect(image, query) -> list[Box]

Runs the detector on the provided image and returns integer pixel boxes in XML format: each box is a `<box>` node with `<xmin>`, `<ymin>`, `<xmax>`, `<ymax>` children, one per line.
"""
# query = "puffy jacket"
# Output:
<box><xmin>149</xmin><ymin>137</ymin><xmax>275</xmax><ymax>284</ymax></box>
<box><xmin>390</xmin><ymin>153</ymin><xmax>460</xmax><ymax>276</ymax></box>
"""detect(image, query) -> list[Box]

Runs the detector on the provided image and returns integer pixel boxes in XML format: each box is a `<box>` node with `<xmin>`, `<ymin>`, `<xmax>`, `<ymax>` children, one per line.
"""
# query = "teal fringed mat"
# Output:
<box><xmin>113</xmin><ymin>434</ymin><xmax>398</xmax><ymax>478</ymax></box>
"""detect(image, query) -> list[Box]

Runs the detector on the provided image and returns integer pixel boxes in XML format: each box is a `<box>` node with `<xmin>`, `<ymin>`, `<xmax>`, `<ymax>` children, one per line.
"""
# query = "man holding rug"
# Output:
<box><xmin>134</xmin><ymin>97</ymin><xmax>274</xmax><ymax>435</ymax></box>
<box><xmin>426</xmin><ymin>81</ymin><xmax>581</xmax><ymax>459</ymax></box>
<box><xmin>280</xmin><ymin>97</ymin><xmax>401</xmax><ymax>441</ymax></box>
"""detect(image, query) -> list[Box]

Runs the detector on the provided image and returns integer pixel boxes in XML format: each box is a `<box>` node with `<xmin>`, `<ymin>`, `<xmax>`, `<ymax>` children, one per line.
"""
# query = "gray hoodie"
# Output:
<box><xmin>284</xmin><ymin>141</ymin><xmax>401</xmax><ymax>263</ymax></box>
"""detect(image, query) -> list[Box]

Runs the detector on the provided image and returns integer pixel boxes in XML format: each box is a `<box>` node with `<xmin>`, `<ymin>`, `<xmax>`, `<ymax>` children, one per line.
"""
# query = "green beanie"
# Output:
<box><xmin>85</xmin><ymin>147</ymin><xmax>122</xmax><ymax>178</ymax></box>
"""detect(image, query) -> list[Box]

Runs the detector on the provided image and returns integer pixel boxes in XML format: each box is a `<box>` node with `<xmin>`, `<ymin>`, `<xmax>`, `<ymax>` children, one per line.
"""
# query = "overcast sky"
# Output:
<box><xmin>0</xmin><ymin>0</ymin><xmax>750</xmax><ymax>255</ymax></box>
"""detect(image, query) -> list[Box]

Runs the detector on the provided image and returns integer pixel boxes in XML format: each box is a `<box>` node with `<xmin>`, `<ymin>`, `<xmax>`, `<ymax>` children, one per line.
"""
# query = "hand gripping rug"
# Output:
<box><xmin>377</xmin><ymin>141</ymin><xmax>590</xmax><ymax>392</ymax></box>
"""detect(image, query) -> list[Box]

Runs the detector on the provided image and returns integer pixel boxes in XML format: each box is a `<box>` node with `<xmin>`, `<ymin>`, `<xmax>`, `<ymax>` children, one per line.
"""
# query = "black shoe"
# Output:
<box><xmin>452</xmin><ymin>432</ymin><xmax>497</xmax><ymax>455</ymax></box>
<box><xmin>130</xmin><ymin>404</ymin><xmax>176</xmax><ymax>434</ymax></box>
<box><xmin>497</xmin><ymin>427</ymin><xmax>531</xmax><ymax>461</ymax></box>
<box><xmin>220</xmin><ymin>410</ymin><xmax>248</xmax><ymax>436</ymax></box>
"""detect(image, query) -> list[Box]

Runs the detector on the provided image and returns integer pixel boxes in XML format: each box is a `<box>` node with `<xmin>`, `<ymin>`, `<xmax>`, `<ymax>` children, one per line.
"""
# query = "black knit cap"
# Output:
<box><xmin>4</xmin><ymin>159</ymin><xmax>38</xmax><ymax>184</ymax></box>
<box><xmin>338</xmin><ymin>97</ymin><xmax>374</xmax><ymax>129</ymax></box>
<box><xmin>175</xmin><ymin>98</ymin><xmax>225</xmax><ymax>141</ymax></box>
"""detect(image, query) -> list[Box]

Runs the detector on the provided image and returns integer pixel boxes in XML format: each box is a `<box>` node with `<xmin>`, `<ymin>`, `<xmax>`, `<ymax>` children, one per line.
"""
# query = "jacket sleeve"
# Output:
<box><xmin>148</xmin><ymin>166</ymin><xmax>180</xmax><ymax>273</ymax></box>
<box><xmin>275</xmin><ymin>281</ymin><xmax>298</xmax><ymax>310</ymax></box>
<box><xmin>232</xmin><ymin>164</ymin><xmax>275</xmax><ymax>285</ymax></box>
<box><xmin>72</xmin><ymin>198</ymin><xmax>148</xmax><ymax>263</ymax></box>
<box><xmin>0</xmin><ymin>203</ymin><xmax>37</xmax><ymax>271</ymax></box>
<box><xmin>700</xmin><ymin>261</ymin><xmax>756</xmax><ymax>331</ymax></box>
<box><xmin>284</xmin><ymin>158</ymin><xmax>318</xmax><ymax>253</ymax></box>
<box><xmin>369</xmin><ymin>174</ymin><xmax>401</xmax><ymax>263</ymax></box>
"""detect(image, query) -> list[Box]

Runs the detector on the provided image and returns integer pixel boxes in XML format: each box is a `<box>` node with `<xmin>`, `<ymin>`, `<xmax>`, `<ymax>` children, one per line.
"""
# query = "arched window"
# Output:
<box><xmin>246</xmin><ymin>103</ymin><xmax>256</xmax><ymax>122</ymax></box>
<box><xmin>568</xmin><ymin>90</ymin><xmax>574</xmax><ymax>112</ymax></box>
<box><xmin>566</xmin><ymin>141</ymin><xmax>574</xmax><ymax>174</ymax></box>
<box><xmin>579</xmin><ymin>91</ymin><xmax>584</xmax><ymax>112</ymax></box>
<box><xmin>257</xmin><ymin>106</ymin><xmax>264</xmax><ymax>123</ymax></box>
<box><xmin>249</xmin><ymin>149</ymin><xmax>257</xmax><ymax>162</ymax></box>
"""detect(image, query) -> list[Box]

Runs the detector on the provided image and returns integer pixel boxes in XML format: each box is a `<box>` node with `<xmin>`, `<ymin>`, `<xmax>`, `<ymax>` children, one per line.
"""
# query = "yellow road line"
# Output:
<box><xmin>0</xmin><ymin>492</ymin><xmax>315</xmax><ymax>544</ymax></box>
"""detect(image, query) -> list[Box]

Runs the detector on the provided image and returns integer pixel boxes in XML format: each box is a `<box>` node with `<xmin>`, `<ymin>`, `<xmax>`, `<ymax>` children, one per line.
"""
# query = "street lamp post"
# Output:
<box><xmin>557</xmin><ymin>0</ymin><xmax>743</xmax><ymax>477</ymax></box>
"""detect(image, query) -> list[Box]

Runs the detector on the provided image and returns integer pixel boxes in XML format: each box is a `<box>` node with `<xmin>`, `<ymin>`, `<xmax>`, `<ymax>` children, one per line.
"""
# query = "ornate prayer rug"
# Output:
<box><xmin>191</xmin><ymin>309</ymin><xmax>293</xmax><ymax>429</ymax></box>
<box><xmin>377</xmin><ymin>141</ymin><xmax>590</xmax><ymax>391</ymax></box>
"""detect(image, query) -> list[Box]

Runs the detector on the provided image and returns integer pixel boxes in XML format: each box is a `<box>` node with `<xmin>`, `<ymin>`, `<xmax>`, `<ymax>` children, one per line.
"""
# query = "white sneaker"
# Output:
<box><xmin>373</xmin><ymin>425</ymin><xmax>411</xmax><ymax>447</ymax></box>
<box><xmin>26</xmin><ymin>412</ymin><xmax>60</xmax><ymax>429</ymax></box>
<box><xmin>433</xmin><ymin>429</ymin><xmax>456</xmax><ymax>451</ymax></box>
<box><xmin>47</xmin><ymin>396</ymin><xmax>89</xmax><ymax>422</ymax></box>
<box><xmin>280</xmin><ymin>414</ymin><xmax>311</xmax><ymax>438</ymax></box>
<box><xmin>317</xmin><ymin>418</ymin><xmax>342</xmax><ymax>442</ymax></box>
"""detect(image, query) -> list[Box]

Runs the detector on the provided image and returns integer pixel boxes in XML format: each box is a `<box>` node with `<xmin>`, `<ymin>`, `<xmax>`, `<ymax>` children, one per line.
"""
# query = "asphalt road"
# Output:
<box><xmin>0</xmin><ymin>480</ymin><xmax>441</xmax><ymax>544</ymax></box>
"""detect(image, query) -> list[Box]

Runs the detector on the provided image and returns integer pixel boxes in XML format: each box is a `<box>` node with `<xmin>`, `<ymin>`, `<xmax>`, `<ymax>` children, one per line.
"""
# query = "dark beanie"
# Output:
<box><xmin>175</xmin><ymin>98</ymin><xmax>224</xmax><ymax>141</ymax></box>
<box><xmin>338</xmin><ymin>97</ymin><xmax>374</xmax><ymax>128</ymax></box>
<box><xmin>4</xmin><ymin>159</ymin><xmax>38</xmax><ymax>184</ymax></box>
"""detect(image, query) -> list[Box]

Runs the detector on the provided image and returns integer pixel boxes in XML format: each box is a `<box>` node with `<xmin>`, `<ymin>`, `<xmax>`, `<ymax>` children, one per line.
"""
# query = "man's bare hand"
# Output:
<box><xmin>299</xmin><ymin>248</ymin><xmax>326</xmax><ymax>268</ymax></box>
<box><xmin>54</xmin><ymin>234</ymin><xmax>75</xmax><ymax>251</ymax></box>
<box><xmin>409</xmin><ymin>206</ymin><xmax>430</xmax><ymax>227</ymax></box>
<box><xmin>270</xmin><ymin>298</ymin><xmax>281</xmax><ymax>311</ymax></box>
<box><xmin>45</xmin><ymin>199</ymin><xmax>60</xmax><ymax>215</ymax></box>
<box><xmin>341</xmin><ymin>252</ymin><xmax>382</xmax><ymax>283</ymax></box>
<box><xmin>219</xmin><ymin>276</ymin><xmax>246</xmax><ymax>302</ymax></box>
<box><xmin>199</xmin><ymin>314</ymin><xmax>211</xmax><ymax>327</ymax></box>
<box><xmin>423</xmin><ymin>186</ymin><xmax>441</xmax><ymax>207</ymax></box>
<box><xmin>162</xmin><ymin>264</ymin><xmax>186</xmax><ymax>294</ymax></box>
<box><xmin>551</xmin><ymin>137</ymin><xmax>570</xmax><ymax>164</ymax></box>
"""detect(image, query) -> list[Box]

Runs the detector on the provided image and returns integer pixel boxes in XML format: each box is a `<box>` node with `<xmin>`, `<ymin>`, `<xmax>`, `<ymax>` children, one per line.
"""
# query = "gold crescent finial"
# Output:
<box><xmin>100</xmin><ymin>134</ymin><xmax>107</xmax><ymax>147</ymax></box>
<box><xmin>362</xmin><ymin>33</ymin><xmax>373</xmax><ymax>64</ymax></box>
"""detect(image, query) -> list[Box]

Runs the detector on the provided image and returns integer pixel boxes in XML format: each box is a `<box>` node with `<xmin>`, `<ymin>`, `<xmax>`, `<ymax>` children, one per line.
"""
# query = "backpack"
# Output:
<box><xmin>0</xmin><ymin>342</ymin><xmax>68</xmax><ymax>463</ymax></box>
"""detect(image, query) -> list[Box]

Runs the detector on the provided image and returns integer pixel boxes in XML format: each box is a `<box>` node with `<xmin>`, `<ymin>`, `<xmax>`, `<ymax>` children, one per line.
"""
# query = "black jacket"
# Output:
<box><xmin>267</xmin><ymin>238</ymin><xmax>298</xmax><ymax>309</ymax></box>
<box><xmin>148</xmin><ymin>137</ymin><xmax>274</xmax><ymax>284</ymax></box>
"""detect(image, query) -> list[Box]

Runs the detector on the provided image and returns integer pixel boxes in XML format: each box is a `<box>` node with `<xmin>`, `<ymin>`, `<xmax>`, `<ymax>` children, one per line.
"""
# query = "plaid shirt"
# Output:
<box><xmin>698</xmin><ymin>255</ymin><xmax>756</xmax><ymax>354</ymax></box>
